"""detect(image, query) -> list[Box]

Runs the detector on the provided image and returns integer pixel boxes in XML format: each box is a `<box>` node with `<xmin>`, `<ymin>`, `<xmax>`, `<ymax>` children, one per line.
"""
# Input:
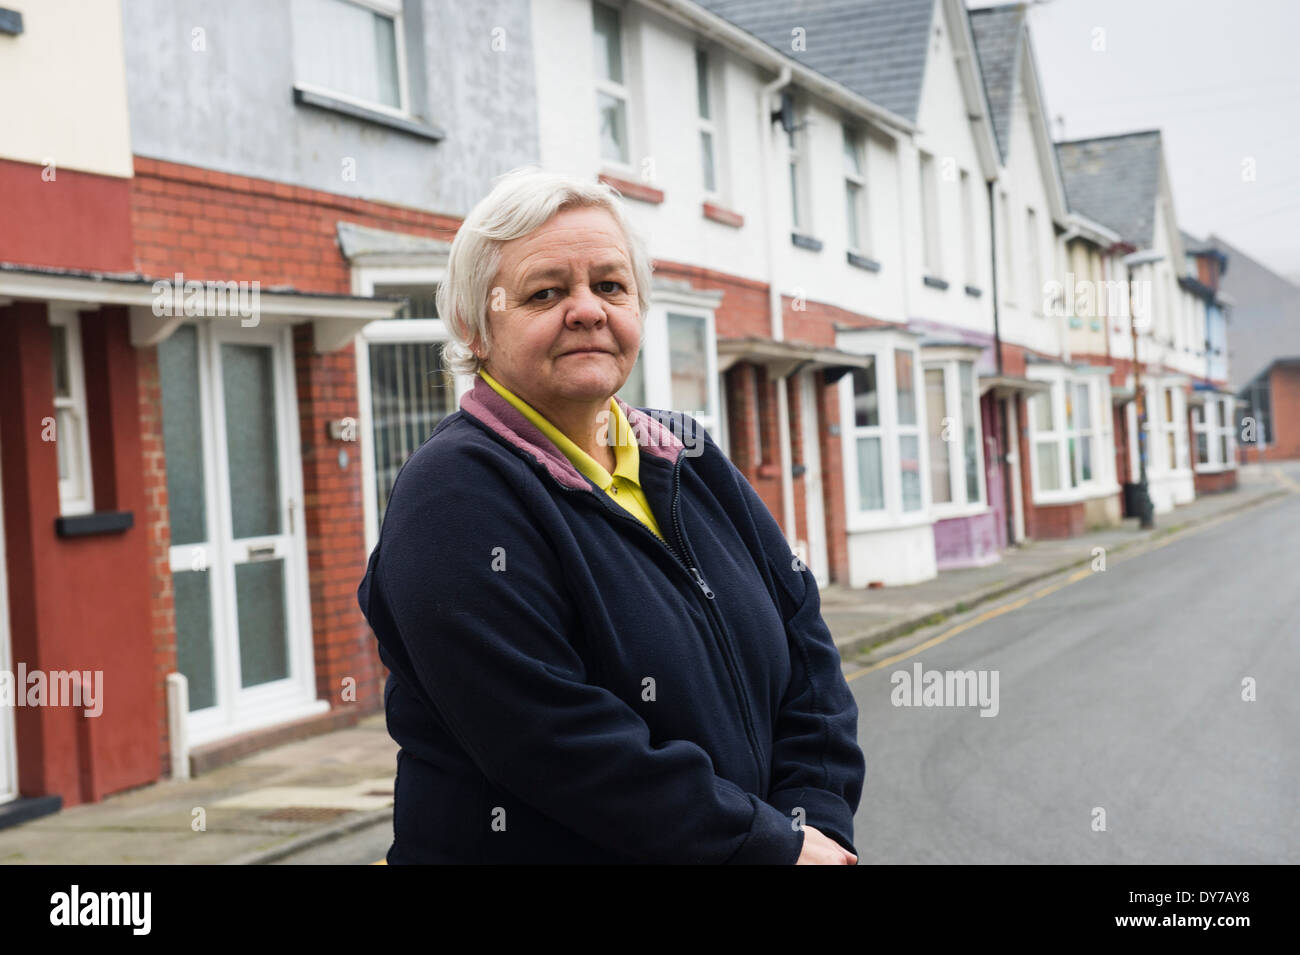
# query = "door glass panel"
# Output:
<box><xmin>173</xmin><ymin>569</ymin><xmax>216</xmax><ymax>711</ymax></box>
<box><xmin>159</xmin><ymin>325</ymin><xmax>208</xmax><ymax>546</ymax></box>
<box><xmin>222</xmin><ymin>344</ymin><xmax>282</xmax><ymax>539</ymax></box>
<box><xmin>236</xmin><ymin>559</ymin><xmax>289</xmax><ymax>688</ymax></box>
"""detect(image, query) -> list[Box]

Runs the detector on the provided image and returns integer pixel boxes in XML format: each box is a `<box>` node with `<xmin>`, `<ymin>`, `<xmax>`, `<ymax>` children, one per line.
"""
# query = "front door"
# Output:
<box><xmin>158</xmin><ymin>322</ymin><xmax>317</xmax><ymax>746</ymax></box>
<box><xmin>0</xmin><ymin>422</ymin><xmax>17</xmax><ymax>804</ymax></box>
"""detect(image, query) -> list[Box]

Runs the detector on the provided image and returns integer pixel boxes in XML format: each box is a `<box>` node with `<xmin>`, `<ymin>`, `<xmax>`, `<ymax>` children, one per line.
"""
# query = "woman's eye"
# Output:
<box><xmin>530</xmin><ymin>288</ymin><xmax>558</xmax><ymax>302</ymax></box>
<box><xmin>596</xmin><ymin>280</ymin><xmax>623</xmax><ymax>293</ymax></box>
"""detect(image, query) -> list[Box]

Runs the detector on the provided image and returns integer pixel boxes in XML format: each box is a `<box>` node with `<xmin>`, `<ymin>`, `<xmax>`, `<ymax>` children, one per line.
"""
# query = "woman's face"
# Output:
<box><xmin>478</xmin><ymin>205</ymin><xmax>642</xmax><ymax>413</ymax></box>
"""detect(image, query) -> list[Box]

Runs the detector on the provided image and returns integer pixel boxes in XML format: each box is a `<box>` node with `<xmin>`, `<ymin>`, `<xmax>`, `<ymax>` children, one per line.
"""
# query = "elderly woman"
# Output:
<box><xmin>357</xmin><ymin>166</ymin><xmax>864</xmax><ymax>864</ymax></box>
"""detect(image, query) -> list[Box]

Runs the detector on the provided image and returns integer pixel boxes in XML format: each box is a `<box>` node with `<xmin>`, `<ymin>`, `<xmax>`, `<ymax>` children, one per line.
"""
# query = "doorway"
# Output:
<box><xmin>157</xmin><ymin>322</ymin><xmax>319</xmax><ymax>746</ymax></box>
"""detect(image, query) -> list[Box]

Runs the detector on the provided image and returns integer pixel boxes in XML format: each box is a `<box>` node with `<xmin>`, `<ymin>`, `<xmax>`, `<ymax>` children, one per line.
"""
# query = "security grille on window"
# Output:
<box><xmin>291</xmin><ymin>0</ymin><xmax>405</xmax><ymax>112</ymax></box>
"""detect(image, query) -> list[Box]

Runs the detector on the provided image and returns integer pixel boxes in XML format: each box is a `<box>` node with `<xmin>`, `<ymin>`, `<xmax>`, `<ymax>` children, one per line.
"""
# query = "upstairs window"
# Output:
<box><xmin>918</xmin><ymin>151</ymin><xmax>942</xmax><ymax>277</ymax></box>
<box><xmin>696</xmin><ymin>48</ymin><xmax>719</xmax><ymax>197</ymax></box>
<box><xmin>843</xmin><ymin>126</ymin><xmax>869</xmax><ymax>254</ymax></box>
<box><xmin>291</xmin><ymin>0</ymin><xmax>405</xmax><ymax>112</ymax></box>
<box><xmin>593</xmin><ymin>1</ymin><xmax>630</xmax><ymax>166</ymax></box>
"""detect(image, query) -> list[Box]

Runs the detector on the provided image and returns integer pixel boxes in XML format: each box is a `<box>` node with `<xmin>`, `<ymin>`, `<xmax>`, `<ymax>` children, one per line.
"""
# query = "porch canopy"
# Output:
<box><xmin>0</xmin><ymin>262</ymin><xmax>405</xmax><ymax>352</ymax></box>
<box><xmin>716</xmin><ymin>335</ymin><xmax>872</xmax><ymax>381</ymax></box>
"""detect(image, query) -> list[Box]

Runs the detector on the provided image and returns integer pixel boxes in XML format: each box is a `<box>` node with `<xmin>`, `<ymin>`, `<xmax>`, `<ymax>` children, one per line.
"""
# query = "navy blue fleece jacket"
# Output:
<box><xmin>356</xmin><ymin>373</ymin><xmax>865</xmax><ymax>864</ymax></box>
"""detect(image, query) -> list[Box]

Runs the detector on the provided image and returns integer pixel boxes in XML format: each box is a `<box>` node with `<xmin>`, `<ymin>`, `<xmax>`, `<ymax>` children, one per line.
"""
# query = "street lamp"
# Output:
<box><xmin>1124</xmin><ymin>250</ymin><xmax>1163</xmax><ymax>530</ymax></box>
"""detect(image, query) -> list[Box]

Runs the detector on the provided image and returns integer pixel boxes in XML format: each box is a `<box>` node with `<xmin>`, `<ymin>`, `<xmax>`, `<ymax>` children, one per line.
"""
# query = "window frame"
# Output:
<box><xmin>918</xmin><ymin>150</ymin><xmax>942</xmax><ymax>278</ymax></box>
<box><xmin>842</xmin><ymin>124</ymin><xmax>870</xmax><ymax>256</ymax></box>
<box><xmin>837</xmin><ymin>331</ymin><xmax>931</xmax><ymax>530</ymax></box>
<box><xmin>593</xmin><ymin>0</ymin><xmax>634</xmax><ymax>172</ymax></box>
<box><xmin>48</xmin><ymin>307</ymin><xmax>95</xmax><ymax>517</ymax></box>
<box><xmin>1193</xmin><ymin>393</ymin><xmax>1238</xmax><ymax>472</ymax></box>
<box><xmin>921</xmin><ymin>352</ymin><xmax>988</xmax><ymax>518</ymax></box>
<box><xmin>290</xmin><ymin>0</ymin><xmax>412</xmax><ymax>118</ymax></box>
<box><xmin>1026</xmin><ymin>367</ymin><xmax>1111</xmax><ymax>503</ymax></box>
<box><xmin>695</xmin><ymin>46</ymin><xmax>721</xmax><ymax>201</ymax></box>
<box><xmin>639</xmin><ymin>293</ymin><xmax>721</xmax><ymax>438</ymax></box>
<box><xmin>787</xmin><ymin>97</ymin><xmax>812</xmax><ymax>236</ymax></box>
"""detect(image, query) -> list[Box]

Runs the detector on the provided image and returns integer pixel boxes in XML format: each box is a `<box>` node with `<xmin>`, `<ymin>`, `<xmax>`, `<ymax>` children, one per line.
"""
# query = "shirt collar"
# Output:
<box><xmin>477</xmin><ymin>369</ymin><xmax>642</xmax><ymax>491</ymax></box>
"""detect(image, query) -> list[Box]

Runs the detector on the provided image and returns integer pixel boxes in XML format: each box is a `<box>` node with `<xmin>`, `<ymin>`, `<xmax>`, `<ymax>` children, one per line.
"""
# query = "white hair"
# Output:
<box><xmin>435</xmin><ymin>165</ymin><xmax>654</xmax><ymax>377</ymax></box>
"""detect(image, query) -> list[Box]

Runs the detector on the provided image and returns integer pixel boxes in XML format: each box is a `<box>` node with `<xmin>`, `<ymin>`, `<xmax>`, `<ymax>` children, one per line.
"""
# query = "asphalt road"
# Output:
<box><xmin>280</xmin><ymin>470</ymin><xmax>1298</xmax><ymax>865</ymax></box>
<box><xmin>847</xmin><ymin>484</ymin><xmax>1300</xmax><ymax>864</ymax></box>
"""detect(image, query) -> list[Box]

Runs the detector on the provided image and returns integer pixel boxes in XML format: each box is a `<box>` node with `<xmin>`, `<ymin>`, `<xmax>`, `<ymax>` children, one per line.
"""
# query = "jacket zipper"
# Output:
<box><xmin>461</xmin><ymin>411</ymin><xmax>768</xmax><ymax>785</ymax></box>
<box><xmin>558</xmin><ymin>450</ymin><xmax>768</xmax><ymax>787</ymax></box>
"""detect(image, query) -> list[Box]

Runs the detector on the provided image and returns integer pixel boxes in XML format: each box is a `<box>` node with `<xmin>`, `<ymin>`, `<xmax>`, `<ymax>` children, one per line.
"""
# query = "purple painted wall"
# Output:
<box><xmin>933</xmin><ymin>510</ymin><xmax>1002</xmax><ymax>569</ymax></box>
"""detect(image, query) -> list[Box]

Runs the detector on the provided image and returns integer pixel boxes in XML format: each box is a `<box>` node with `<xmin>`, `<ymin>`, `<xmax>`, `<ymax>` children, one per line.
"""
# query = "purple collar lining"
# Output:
<box><xmin>458</xmin><ymin>373</ymin><xmax>684</xmax><ymax>491</ymax></box>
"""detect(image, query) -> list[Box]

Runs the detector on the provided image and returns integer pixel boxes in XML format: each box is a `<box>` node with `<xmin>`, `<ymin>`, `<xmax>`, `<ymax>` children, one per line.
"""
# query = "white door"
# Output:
<box><xmin>799</xmin><ymin>370</ymin><xmax>830</xmax><ymax>587</ymax></box>
<box><xmin>158</xmin><ymin>322</ymin><xmax>320</xmax><ymax>746</ymax></box>
<box><xmin>0</xmin><ymin>421</ymin><xmax>17</xmax><ymax>804</ymax></box>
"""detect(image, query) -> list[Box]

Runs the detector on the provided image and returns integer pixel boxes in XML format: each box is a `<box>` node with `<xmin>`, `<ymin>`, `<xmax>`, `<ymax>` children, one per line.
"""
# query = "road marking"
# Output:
<box><xmin>844</xmin><ymin>488</ymin><xmax>1292</xmax><ymax>682</ymax></box>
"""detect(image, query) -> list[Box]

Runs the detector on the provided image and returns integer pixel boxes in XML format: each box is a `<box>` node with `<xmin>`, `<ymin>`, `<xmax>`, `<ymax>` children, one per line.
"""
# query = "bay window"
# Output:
<box><xmin>839</xmin><ymin>332</ymin><xmax>928</xmax><ymax>522</ymax></box>
<box><xmin>1028</xmin><ymin>371</ymin><xmax>1107</xmax><ymax>498</ymax></box>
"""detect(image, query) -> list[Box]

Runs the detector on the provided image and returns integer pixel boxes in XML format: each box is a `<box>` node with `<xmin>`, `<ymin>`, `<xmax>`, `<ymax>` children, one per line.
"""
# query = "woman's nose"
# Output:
<box><xmin>565</xmin><ymin>286</ymin><xmax>608</xmax><ymax>327</ymax></box>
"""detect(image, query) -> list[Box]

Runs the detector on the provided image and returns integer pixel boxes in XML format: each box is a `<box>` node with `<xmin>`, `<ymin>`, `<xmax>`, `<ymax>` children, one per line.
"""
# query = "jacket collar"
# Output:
<box><xmin>459</xmin><ymin>372</ymin><xmax>684</xmax><ymax>491</ymax></box>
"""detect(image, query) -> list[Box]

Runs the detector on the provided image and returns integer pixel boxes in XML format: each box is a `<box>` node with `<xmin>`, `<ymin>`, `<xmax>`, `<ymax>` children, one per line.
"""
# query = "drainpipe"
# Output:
<box><xmin>758</xmin><ymin>65</ymin><xmax>797</xmax><ymax>544</ymax></box>
<box><xmin>987</xmin><ymin>179</ymin><xmax>1015</xmax><ymax>546</ymax></box>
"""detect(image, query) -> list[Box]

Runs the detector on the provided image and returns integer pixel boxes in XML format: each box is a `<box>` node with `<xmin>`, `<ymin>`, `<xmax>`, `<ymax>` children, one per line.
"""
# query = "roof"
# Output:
<box><xmin>1205</xmin><ymin>234</ymin><xmax>1300</xmax><ymax>391</ymax></box>
<box><xmin>968</xmin><ymin>3</ymin><xmax>1027</xmax><ymax>163</ymax></box>
<box><xmin>693</xmin><ymin>0</ymin><xmax>935</xmax><ymax>122</ymax></box>
<box><xmin>1055</xmin><ymin>130</ymin><xmax>1164</xmax><ymax>247</ymax></box>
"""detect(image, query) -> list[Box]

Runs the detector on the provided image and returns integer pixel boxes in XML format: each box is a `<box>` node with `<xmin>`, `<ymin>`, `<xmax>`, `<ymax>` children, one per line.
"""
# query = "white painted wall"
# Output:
<box><xmin>531</xmin><ymin>0</ymin><xmax>909</xmax><ymax>326</ymax></box>
<box><xmin>0</xmin><ymin>0</ymin><xmax>133</xmax><ymax>177</ymax></box>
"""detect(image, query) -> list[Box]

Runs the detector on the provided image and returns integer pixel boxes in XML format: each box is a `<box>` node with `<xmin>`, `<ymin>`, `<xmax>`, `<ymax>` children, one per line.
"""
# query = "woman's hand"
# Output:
<box><xmin>795</xmin><ymin>825</ymin><xmax>858</xmax><ymax>865</ymax></box>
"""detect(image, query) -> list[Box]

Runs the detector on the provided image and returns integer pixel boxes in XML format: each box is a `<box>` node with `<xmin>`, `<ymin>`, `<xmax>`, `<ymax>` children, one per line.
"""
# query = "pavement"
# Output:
<box><xmin>0</xmin><ymin>463</ymin><xmax>1292</xmax><ymax>864</ymax></box>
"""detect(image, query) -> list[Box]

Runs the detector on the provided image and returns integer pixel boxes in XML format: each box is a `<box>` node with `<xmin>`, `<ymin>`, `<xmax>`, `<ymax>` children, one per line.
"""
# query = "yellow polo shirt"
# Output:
<box><xmin>478</xmin><ymin>369</ymin><xmax>665</xmax><ymax>541</ymax></box>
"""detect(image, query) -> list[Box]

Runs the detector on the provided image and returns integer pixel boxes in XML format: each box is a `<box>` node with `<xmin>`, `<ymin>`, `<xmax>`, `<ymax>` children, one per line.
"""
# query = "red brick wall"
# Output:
<box><xmin>1261</xmin><ymin>365</ymin><xmax>1300</xmax><ymax>460</ymax></box>
<box><xmin>1193</xmin><ymin>469</ymin><xmax>1238</xmax><ymax>494</ymax></box>
<box><xmin>817</xmin><ymin>371</ymin><xmax>849</xmax><ymax>584</ymax></box>
<box><xmin>129</xmin><ymin>159</ymin><xmax>465</xmax><ymax>766</ymax></box>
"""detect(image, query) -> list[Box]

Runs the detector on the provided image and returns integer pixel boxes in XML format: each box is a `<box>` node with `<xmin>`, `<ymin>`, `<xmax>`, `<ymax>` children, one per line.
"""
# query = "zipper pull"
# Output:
<box><xmin>689</xmin><ymin>566</ymin><xmax>715</xmax><ymax>599</ymax></box>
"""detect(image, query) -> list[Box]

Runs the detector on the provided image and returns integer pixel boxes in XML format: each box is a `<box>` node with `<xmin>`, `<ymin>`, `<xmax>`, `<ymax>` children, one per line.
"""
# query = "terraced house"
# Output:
<box><xmin>0</xmin><ymin>0</ymin><xmax>1238</xmax><ymax>818</ymax></box>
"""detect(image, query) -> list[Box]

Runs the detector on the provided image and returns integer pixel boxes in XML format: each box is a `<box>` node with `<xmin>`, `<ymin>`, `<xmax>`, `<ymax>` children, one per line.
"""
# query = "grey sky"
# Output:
<box><xmin>969</xmin><ymin>0</ymin><xmax>1300</xmax><ymax>279</ymax></box>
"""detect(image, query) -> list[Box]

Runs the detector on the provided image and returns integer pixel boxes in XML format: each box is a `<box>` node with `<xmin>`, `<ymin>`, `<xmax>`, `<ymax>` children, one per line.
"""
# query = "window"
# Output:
<box><xmin>593</xmin><ymin>1</ymin><xmax>630</xmax><ymax>166</ymax></box>
<box><xmin>925</xmin><ymin>368</ymin><xmax>951</xmax><ymax>505</ymax></box>
<box><xmin>696</xmin><ymin>49</ymin><xmax>719</xmax><ymax>196</ymax></box>
<box><xmin>960</xmin><ymin>169</ymin><xmax>976</xmax><ymax>286</ymax></box>
<box><xmin>363</xmin><ymin>283</ymin><xmax>456</xmax><ymax>533</ymax></box>
<box><xmin>1163</xmin><ymin>386</ymin><xmax>1179</xmax><ymax>470</ymax></box>
<box><xmin>843</xmin><ymin>126</ymin><xmax>869</xmax><ymax>253</ymax></box>
<box><xmin>924</xmin><ymin>359</ymin><xmax>985</xmax><ymax>509</ymax></box>
<box><xmin>849</xmin><ymin>362</ymin><xmax>884</xmax><ymax>511</ymax></box>
<box><xmin>1068</xmin><ymin>381</ymin><xmax>1094</xmax><ymax>485</ymax></box>
<box><xmin>896</xmin><ymin>351</ymin><xmax>922</xmax><ymax>511</ymax></box>
<box><xmin>1030</xmin><ymin>375</ymin><xmax>1101</xmax><ymax>496</ymax></box>
<box><xmin>918</xmin><ymin>151</ymin><xmax>941</xmax><ymax>276</ymax></box>
<box><xmin>631</xmin><ymin>303</ymin><xmax>721</xmax><ymax>437</ymax></box>
<box><xmin>1030</xmin><ymin>389</ymin><xmax>1061</xmax><ymax>492</ymax></box>
<box><xmin>291</xmin><ymin>0</ymin><xmax>405</xmax><ymax>112</ymax></box>
<box><xmin>1026</xmin><ymin>207</ymin><xmax>1042</xmax><ymax>313</ymax></box>
<box><xmin>841</xmin><ymin>337</ymin><xmax>926</xmax><ymax>521</ymax></box>
<box><xmin>49</xmin><ymin>309</ymin><xmax>94</xmax><ymax>516</ymax></box>
<box><xmin>1000</xmin><ymin>190</ymin><xmax>1016</xmax><ymax>306</ymax></box>
<box><xmin>788</xmin><ymin>102</ymin><xmax>808</xmax><ymax>232</ymax></box>
<box><xmin>1193</xmin><ymin>395</ymin><xmax>1237</xmax><ymax>470</ymax></box>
